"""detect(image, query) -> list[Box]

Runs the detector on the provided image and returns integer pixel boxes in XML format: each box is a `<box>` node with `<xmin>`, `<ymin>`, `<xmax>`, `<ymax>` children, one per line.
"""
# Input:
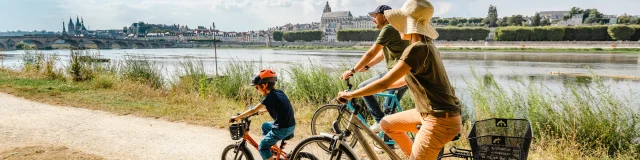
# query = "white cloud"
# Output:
<box><xmin>434</xmin><ymin>1</ymin><xmax>453</xmax><ymax>16</ymax></box>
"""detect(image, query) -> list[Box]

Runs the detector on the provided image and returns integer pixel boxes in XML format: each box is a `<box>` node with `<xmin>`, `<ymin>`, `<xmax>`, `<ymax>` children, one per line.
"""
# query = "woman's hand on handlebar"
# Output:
<box><xmin>229</xmin><ymin>115</ymin><xmax>240</xmax><ymax>123</ymax></box>
<box><xmin>340</xmin><ymin>70</ymin><xmax>354</xmax><ymax>80</ymax></box>
<box><xmin>337</xmin><ymin>91</ymin><xmax>353</xmax><ymax>104</ymax></box>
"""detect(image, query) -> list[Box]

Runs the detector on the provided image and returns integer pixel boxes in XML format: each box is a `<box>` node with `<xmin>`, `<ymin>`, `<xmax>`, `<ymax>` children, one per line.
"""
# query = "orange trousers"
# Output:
<box><xmin>380</xmin><ymin>109</ymin><xmax>462</xmax><ymax>160</ymax></box>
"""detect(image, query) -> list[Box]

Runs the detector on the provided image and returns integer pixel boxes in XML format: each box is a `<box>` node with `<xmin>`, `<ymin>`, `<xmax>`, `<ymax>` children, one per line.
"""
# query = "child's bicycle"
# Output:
<box><xmin>310</xmin><ymin>79</ymin><xmax>410</xmax><ymax>151</ymax></box>
<box><xmin>221</xmin><ymin>111</ymin><xmax>318</xmax><ymax>160</ymax></box>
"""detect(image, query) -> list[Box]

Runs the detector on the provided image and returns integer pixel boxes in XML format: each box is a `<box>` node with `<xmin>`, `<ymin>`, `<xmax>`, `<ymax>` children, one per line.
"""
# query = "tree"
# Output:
<box><xmin>570</xmin><ymin>7</ymin><xmax>583</xmax><ymax>15</ymax></box>
<box><xmin>582</xmin><ymin>9</ymin><xmax>603</xmax><ymax>24</ymax></box>
<box><xmin>510</xmin><ymin>15</ymin><xmax>525</xmax><ymax>26</ymax></box>
<box><xmin>272</xmin><ymin>31</ymin><xmax>283</xmax><ymax>41</ymax></box>
<box><xmin>585</xmin><ymin>13</ymin><xmax>598</xmax><ymax>24</ymax></box>
<box><xmin>459</xmin><ymin>18</ymin><xmax>468</xmax><ymax>24</ymax></box>
<box><xmin>450</xmin><ymin>18</ymin><xmax>459</xmax><ymax>26</ymax></box>
<box><xmin>608</xmin><ymin>26</ymin><xmax>636</xmax><ymax>41</ymax></box>
<box><xmin>485</xmin><ymin>5</ymin><xmax>499</xmax><ymax>27</ymax></box>
<box><xmin>631</xmin><ymin>18</ymin><xmax>640</xmax><ymax>24</ymax></box>
<box><xmin>506</xmin><ymin>17</ymin><xmax>515</xmax><ymax>26</ymax></box>
<box><xmin>541</xmin><ymin>19</ymin><xmax>551</xmax><ymax>26</ymax></box>
<box><xmin>498</xmin><ymin>17</ymin><xmax>509</xmax><ymax>26</ymax></box>
<box><xmin>618</xmin><ymin>16</ymin><xmax>632</xmax><ymax>24</ymax></box>
<box><xmin>533</xmin><ymin>13</ymin><xmax>541</xmax><ymax>26</ymax></box>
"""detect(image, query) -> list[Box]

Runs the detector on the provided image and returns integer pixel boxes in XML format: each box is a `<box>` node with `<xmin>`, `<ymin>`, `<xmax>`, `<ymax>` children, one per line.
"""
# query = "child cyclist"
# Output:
<box><xmin>230</xmin><ymin>69</ymin><xmax>296</xmax><ymax>160</ymax></box>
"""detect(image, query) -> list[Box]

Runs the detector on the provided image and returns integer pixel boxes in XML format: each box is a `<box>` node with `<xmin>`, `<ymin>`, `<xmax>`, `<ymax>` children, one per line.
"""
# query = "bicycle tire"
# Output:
<box><xmin>310</xmin><ymin>104</ymin><xmax>358</xmax><ymax>150</ymax></box>
<box><xmin>221</xmin><ymin>144</ymin><xmax>254</xmax><ymax>160</ymax></box>
<box><xmin>290</xmin><ymin>136</ymin><xmax>357</xmax><ymax>160</ymax></box>
<box><xmin>289</xmin><ymin>151</ymin><xmax>319</xmax><ymax>160</ymax></box>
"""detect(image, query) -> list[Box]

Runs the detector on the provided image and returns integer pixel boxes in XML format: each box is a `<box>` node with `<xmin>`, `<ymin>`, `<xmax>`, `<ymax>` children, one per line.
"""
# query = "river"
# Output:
<box><xmin>2</xmin><ymin>48</ymin><xmax>639</xmax><ymax>106</ymax></box>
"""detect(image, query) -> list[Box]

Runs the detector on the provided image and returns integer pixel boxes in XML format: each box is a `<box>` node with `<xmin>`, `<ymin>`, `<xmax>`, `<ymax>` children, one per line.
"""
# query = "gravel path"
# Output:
<box><xmin>0</xmin><ymin>92</ymin><xmax>248</xmax><ymax>160</ymax></box>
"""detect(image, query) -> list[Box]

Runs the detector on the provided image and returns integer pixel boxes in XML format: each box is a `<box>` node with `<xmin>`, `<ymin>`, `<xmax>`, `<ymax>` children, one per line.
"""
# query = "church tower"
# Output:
<box><xmin>323</xmin><ymin>1</ymin><xmax>331</xmax><ymax>13</ymax></box>
<box><xmin>68</xmin><ymin>17</ymin><xmax>75</xmax><ymax>35</ymax></box>
<box><xmin>62</xmin><ymin>22</ymin><xmax>67</xmax><ymax>35</ymax></box>
<box><xmin>75</xmin><ymin>16</ymin><xmax>82</xmax><ymax>34</ymax></box>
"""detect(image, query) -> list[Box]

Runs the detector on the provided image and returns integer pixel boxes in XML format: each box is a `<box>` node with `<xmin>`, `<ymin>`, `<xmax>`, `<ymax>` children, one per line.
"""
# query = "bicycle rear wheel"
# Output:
<box><xmin>221</xmin><ymin>144</ymin><xmax>254</xmax><ymax>160</ymax></box>
<box><xmin>310</xmin><ymin>104</ymin><xmax>358</xmax><ymax>150</ymax></box>
<box><xmin>290</xmin><ymin>136</ymin><xmax>357</xmax><ymax>160</ymax></box>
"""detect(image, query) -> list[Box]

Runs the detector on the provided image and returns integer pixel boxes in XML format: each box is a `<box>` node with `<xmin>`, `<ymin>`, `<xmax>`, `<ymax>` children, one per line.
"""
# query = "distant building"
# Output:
<box><xmin>538</xmin><ymin>11</ymin><xmax>571</xmax><ymax>22</ymax></box>
<box><xmin>555</xmin><ymin>14</ymin><xmax>583</xmax><ymax>26</ymax></box>
<box><xmin>320</xmin><ymin>1</ymin><xmax>377</xmax><ymax>41</ymax></box>
<box><xmin>604</xmin><ymin>15</ymin><xmax>618</xmax><ymax>25</ymax></box>
<box><xmin>65</xmin><ymin>16</ymin><xmax>89</xmax><ymax>37</ymax></box>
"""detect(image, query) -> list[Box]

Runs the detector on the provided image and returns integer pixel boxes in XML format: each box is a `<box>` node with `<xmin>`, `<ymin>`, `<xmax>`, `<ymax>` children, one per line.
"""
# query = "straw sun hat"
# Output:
<box><xmin>384</xmin><ymin>0</ymin><xmax>439</xmax><ymax>40</ymax></box>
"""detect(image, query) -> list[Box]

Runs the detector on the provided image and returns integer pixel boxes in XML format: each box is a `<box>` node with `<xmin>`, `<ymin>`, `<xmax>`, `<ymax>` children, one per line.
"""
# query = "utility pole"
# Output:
<box><xmin>213</xmin><ymin>22</ymin><xmax>218</xmax><ymax>76</ymax></box>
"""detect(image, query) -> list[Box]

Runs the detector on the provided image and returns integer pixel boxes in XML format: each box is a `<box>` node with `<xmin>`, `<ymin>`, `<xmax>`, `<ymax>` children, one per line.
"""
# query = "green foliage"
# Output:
<box><xmin>563</xmin><ymin>26</ymin><xmax>612</xmax><ymax>41</ymax></box>
<box><xmin>15</xmin><ymin>43</ymin><xmax>33</xmax><ymax>50</ymax></box>
<box><xmin>283</xmin><ymin>31</ymin><xmax>323</xmax><ymax>42</ymax></box>
<box><xmin>68</xmin><ymin>50</ymin><xmax>98</xmax><ymax>82</ymax></box>
<box><xmin>121</xmin><ymin>54</ymin><xmax>164</xmax><ymax>89</ymax></box>
<box><xmin>450</xmin><ymin>18</ymin><xmax>459</xmax><ymax>26</ymax></box>
<box><xmin>272</xmin><ymin>31</ymin><xmax>283</xmax><ymax>41</ymax></box>
<box><xmin>532</xmin><ymin>13</ymin><xmax>541</xmax><ymax>26</ymax></box>
<box><xmin>337</xmin><ymin>29</ymin><xmax>380</xmax><ymax>41</ymax></box>
<box><xmin>436</xmin><ymin>28</ymin><xmax>490</xmax><ymax>41</ymax></box>
<box><xmin>486</xmin><ymin>5</ymin><xmax>499</xmax><ymax>27</ymax></box>
<box><xmin>494</xmin><ymin>26</ymin><xmax>565</xmax><ymax>41</ymax></box>
<box><xmin>467</xmin><ymin>69</ymin><xmax>640</xmax><ymax>156</ymax></box>
<box><xmin>607</xmin><ymin>25</ymin><xmax>636</xmax><ymax>41</ymax></box>
<box><xmin>630</xmin><ymin>26</ymin><xmax>640</xmax><ymax>41</ymax></box>
<box><xmin>540</xmin><ymin>19</ymin><xmax>551</xmax><ymax>26</ymax></box>
<box><xmin>92</xmin><ymin>74</ymin><xmax>116</xmax><ymax>89</ymax></box>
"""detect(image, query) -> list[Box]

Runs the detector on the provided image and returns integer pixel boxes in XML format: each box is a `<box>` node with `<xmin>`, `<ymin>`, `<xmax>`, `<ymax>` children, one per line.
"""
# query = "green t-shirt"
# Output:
<box><xmin>375</xmin><ymin>24</ymin><xmax>410</xmax><ymax>70</ymax></box>
<box><xmin>399</xmin><ymin>39</ymin><xmax>462</xmax><ymax>113</ymax></box>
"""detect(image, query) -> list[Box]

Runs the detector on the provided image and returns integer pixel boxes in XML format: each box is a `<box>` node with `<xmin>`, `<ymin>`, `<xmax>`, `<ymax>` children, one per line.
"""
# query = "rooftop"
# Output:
<box><xmin>322</xmin><ymin>11</ymin><xmax>353</xmax><ymax>18</ymax></box>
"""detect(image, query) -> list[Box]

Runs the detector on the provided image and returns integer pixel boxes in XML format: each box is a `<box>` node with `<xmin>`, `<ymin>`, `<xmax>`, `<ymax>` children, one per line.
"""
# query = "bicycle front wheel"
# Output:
<box><xmin>221</xmin><ymin>144</ymin><xmax>254</xmax><ymax>160</ymax></box>
<box><xmin>310</xmin><ymin>104</ymin><xmax>358</xmax><ymax>150</ymax></box>
<box><xmin>290</xmin><ymin>136</ymin><xmax>357</xmax><ymax>160</ymax></box>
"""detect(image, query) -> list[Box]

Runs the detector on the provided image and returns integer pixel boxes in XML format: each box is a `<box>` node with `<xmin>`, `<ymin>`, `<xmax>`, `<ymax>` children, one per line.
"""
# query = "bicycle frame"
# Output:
<box><xmin>233</xmin><ymin>116</ymin><xmax>289</xmax><ymax>160</ymax></box>
<box><xmin>327</xmin><ymin>101</ymin><xmax>403</xmax><ymax>160</ymax></box>
<box><xmin>346</xmin><ymin>92</ymin><xmax>401</xmax><ymax>127</ymax></box>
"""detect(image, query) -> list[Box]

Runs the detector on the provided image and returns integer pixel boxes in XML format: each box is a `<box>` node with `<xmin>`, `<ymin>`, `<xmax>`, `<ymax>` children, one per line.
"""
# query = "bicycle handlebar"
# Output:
<box><xmin>229</xmin><ymin>111</ymin><xmax>260</xmax><ymax>123</ymax></box>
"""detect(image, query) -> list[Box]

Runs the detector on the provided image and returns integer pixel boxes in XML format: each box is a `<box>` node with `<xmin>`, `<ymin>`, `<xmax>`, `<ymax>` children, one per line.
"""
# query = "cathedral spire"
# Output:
<box><xmin>63</xmin><ymin>21</ymin><xmax>66</xmax><ymax>34</ymax></box>
<box><xmin>76</xmin><ymin>16</ymin><xmax>81</xmax><ymax>27</ymax></box>
<box><xmin>323</xmin><ymin>1</ymin><xmax>332</xmax><ymax>13</ymax></box>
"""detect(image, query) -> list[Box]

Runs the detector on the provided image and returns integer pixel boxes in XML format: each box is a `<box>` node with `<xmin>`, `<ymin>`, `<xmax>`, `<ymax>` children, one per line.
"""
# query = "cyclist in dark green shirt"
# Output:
<box><xmin>340</xmin><ymin>5</ymin><xmax>410</xmax><ymax>133</ymax></box>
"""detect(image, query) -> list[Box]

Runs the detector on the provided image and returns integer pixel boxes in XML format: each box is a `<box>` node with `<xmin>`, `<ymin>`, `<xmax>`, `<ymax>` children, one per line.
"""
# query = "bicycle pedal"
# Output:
<box><xmin>374</xmin><ymin>147</ymin><xmax>385</xmax><ymax>154</ymax></box>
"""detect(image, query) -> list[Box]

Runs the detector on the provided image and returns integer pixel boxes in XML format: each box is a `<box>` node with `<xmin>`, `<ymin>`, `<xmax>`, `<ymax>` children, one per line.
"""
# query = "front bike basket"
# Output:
<box><xmin>229</xmin><ymin>123</ymin><xmax>246</xmax><ymax>140</ymax></box>
<box><xmin>468</xmin><ymin>118</ymin><xmax>533</xmax><ymax>160</ymax></box>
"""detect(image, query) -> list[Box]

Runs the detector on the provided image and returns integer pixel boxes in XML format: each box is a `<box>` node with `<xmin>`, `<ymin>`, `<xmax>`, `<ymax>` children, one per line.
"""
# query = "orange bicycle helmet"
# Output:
<box><xmin>250</xmin><ymin>69</ymin><xmax>277</xmax><ymax>86</ymax></box>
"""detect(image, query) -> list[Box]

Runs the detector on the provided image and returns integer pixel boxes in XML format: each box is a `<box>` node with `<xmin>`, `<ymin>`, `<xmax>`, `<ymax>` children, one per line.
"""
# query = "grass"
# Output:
<box><xmin>0</xmin><ymin>50</ymin><xmax>638</xmax><ymax>159</ymax></box>
<box><xmin>465</xmin><ymin>69</ymin><xmax>640</xmax><ymax>158</ymax></box>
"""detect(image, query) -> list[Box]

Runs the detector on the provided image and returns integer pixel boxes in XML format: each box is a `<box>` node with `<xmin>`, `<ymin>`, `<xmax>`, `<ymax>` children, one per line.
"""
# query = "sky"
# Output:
<box><xmin>1</xmin><ymin>0</ymin><xmax>640</xmax><ymax>32</ymax></box>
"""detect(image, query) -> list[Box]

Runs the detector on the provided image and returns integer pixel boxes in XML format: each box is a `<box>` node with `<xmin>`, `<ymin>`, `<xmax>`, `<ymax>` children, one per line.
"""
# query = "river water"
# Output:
<box><xmin>2</xmin><ymin>48</ymin><xmax>639</xmax><ymax>106</ymax></box>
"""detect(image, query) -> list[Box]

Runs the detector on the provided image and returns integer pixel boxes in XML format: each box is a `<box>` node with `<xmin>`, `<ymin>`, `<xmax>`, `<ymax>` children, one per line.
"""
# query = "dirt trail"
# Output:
<box><xmin>0</xmin><ymin>92</ymin><xmax>242</xmax><ymax>160</ymax></box>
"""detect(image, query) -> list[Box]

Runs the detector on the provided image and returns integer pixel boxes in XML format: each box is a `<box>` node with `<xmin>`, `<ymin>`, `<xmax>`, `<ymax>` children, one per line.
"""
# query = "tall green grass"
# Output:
<box><xmin>20</xmin><ymin>50</ymin><xmax>63</xmax><ymax>80</ymax></box>
<box><xmin>120</xmin><ymin>54</ymin><xmax>164</xmax><ymax>89</ymax></box>
<box><xmin>466</xmin><ymin>69</ymin><xmax>640</xmax><ymax>157</ymax></box>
